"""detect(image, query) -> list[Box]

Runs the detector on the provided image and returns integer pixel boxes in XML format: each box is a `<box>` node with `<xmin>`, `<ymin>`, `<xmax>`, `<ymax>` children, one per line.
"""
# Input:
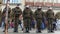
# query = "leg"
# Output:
<box><xmin>14</xmin><ymin>22</ymin><xmax>18</xmax><ymax>32</ymax></box>
<box><xmin>36</xmin><ymin>19</ymin><xmax>42</xmax><ymax>33</ymax></box>
<box><xmin>50</xmin><ymin>19</ymin><xmax>54</xmax><ymax>33</ymax></box>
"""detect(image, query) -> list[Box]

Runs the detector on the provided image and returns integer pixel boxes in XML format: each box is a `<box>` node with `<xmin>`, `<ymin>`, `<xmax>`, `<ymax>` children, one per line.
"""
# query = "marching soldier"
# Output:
<box><xmin>23</xmin><ymin>5</ymin><xmax>33</xmax><ymax>33</ymax></box>
<box><xmin>2</xmin><ymin>5</ymin><xmax>11</xmax><ymax>32</ymax></box>
<box><xmin>54</xmin><ymin>12</ymin><xmax>60</xmax><ymax>30</ymax></box>
<box><xmin>12</xmin><ymin>4</ymin><xmax>22</xmax><ymax>32</ymax></box>
<box><xmin>34</xmin><ymin>7</ymin><xmax>44</xmax><ymax>33</ymax></box>
<box><xmin>46</xmin><ymin>7</ymin><xmax>54</xmax><ymax>33</ymax></box>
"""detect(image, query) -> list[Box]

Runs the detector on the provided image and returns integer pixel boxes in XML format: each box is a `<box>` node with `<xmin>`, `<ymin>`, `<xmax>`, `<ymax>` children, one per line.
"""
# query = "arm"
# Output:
<box><xmin>34</xmin><ymin>10</ymin><xmax>37</xmax><ymax>19</ymax></box>
<box><xmin>30</xmin><ymin>10</ymin><xmax>34</xmax><ymax>20</ymax></box>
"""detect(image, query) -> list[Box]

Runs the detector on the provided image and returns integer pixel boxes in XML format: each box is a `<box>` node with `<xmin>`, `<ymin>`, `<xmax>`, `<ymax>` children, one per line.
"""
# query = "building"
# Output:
<box><xmin>0</xmin><ymin>0</ymin><xmax>60</xmax><ymax>14</ymax></box>
<box><xmin>25</xmin><ymin>0</ymin><xmax>60</xmax><ymax>14</ymax></box>
<box><xmin>0</xmin><ymin>0</ymin><xmax>25</xmax><ymax>11</ymax></box>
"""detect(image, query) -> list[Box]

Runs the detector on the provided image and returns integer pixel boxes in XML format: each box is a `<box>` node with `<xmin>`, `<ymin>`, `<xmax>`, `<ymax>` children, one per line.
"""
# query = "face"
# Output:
<box><xmin>37</xmin><ymin>8</ymin><xmax>42</xmax><ymax>10</ymax></box>
<box><xmin>26</xmin><ymin>7</ymin><xmax>29</xmax><ymax>9</ymax></box>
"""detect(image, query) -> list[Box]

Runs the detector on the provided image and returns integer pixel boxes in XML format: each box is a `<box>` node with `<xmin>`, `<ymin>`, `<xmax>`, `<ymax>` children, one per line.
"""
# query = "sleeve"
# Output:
<box><xmin>45</xmin><ymin>11</ymin><xmax>48</xmax><ymax>19</ymax></box>
<box><xmin>20</xmin><ymin>9</ymin><xmax>22</xmax><ymax>15</ymax></box>
<box><xmin>34</xmin><ymin>10</ymin><xmax>37</xmax><ymax>19</ymax></box>
<box><xmin>11</xmin><ymin>8</ymin><xmax>15</xmax><ymax>19</ymax></box>
<box><xmin>30</xmin><ymin>10</ymin><xmax>33</xmax><ymax>15</ymax></box>
<box><xmin>30</xmin><ymin>10</ymin><xmax>34</xmax><ymax>19</ymax></box>
<box><xmin>22</xmin><ymin>9</ymin><xmax>25</xmax><ymax>18</ymax></box>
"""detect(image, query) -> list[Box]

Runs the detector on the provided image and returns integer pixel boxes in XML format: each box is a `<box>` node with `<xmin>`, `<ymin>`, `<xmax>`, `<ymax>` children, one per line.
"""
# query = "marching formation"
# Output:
<box><xmin>0</xmin><ymin>4</ymin><xmax>59</xmax><ymax>33</ymax></box>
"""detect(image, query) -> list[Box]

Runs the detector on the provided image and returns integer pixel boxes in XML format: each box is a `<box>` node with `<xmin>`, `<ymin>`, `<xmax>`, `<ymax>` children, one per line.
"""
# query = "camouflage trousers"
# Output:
<box><xmin>23</xmin><ymin>19</ymin><xmax>31</xmax><ymax>32</ymax></box>
<box><xmin>36</xmin><ymin>19</ymin><xmax>42</xmax><ymax>31</ymax></box>
<box><xmin>23</xmin><ymin>19</ymin><xmax>31</xmax><ymax>28</ymax></box>
<box><xmin>14</xmin><ymin>18</ymin><xmax>19</xmax><ymax>32</ymax></box>
<box><xmin>47</xmin><ymin>18</ymin><xmax>54</xmax><ymax>31</ymax></box>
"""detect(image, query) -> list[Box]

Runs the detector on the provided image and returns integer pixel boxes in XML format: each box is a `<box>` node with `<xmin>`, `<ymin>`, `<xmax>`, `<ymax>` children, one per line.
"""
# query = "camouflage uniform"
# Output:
<box><xmin>23</xmin><ymin>7</ymin><xmax>33</xmax><ymax>33</ymax></box>
<box><xmin>12</xmin><ymin>6</ymin><xmax>22</xmax><ymax>32</ymax></box>
<box><xmin>3</xmin><ymin>7</ymin><xmax>11</xmax><ymax>32</ymax></box>
<box><xmin>34</xmin><ymin>8</ymin><xmax>44</xmax><ymax>33</ymax></box>
<box><xmin>55</xmin><ymin>12</ymin><xmax>60</xmax><ymax>19</ymax></box>
<box><xmin>46</xmin><ymin>8</ymin><xmax>54</xmax><ymax>32</ymax></box>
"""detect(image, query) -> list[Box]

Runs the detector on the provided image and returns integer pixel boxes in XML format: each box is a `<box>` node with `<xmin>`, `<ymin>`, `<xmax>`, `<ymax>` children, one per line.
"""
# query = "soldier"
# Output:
<box><xmin>54</xmin><ymin>12</ymin><xmax>60</xmax><ymax>30</ymax></box>
<box><xmin>46</xmin><ymin>7</ymin><xmax>54</xmax><ymax>33</ymax></box>
<box><xmin>34</xmin><ymin>7</ymin><xmax>44</xmax><ymax>33</ymax></box>
<box><xmin>12</xmin><ymin>4</ymin><xmax>22</xmax><ymax>32</ymax></box>
<box><xmin>23</xmin><ymin>5</ymin><xmax>33</xmax><ymax>33</ymax></box>
<box><xmin>2</xmin><ymin>5</ymin><xmax>11</xmax><ymax>32</ymax></box>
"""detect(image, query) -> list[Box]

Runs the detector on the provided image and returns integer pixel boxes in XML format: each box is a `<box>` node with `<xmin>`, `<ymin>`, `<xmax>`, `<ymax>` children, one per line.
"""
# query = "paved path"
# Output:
<box><xmin>0</xmin><ymin>27</ymin><xmax>60</xmax><ymax>34</ymax></box>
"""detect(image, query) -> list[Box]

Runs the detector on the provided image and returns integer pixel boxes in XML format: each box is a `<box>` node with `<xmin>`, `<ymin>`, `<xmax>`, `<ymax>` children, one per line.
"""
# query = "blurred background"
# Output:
<box><xmin>0</xmin><ymin>0</ymin><xmax>60</xmax><ymax>34</ymax></box>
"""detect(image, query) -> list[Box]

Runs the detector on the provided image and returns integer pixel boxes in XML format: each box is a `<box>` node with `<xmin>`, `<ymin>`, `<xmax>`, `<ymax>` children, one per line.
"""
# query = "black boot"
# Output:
<box><xmin>51</xmin><ymin>30</ymin><xmax>54</xmax><ymax>33</ymax></box>
<box><xmin>24</xmin><ymin>29</ymin><xmax>30</xmax><ymax>33</ymax></box>
<box><xmin>3</xmin><ymin>30</ymin><xmax>5</xmax><ymax>32</ymax></box>
<box><xmin>36</xmin><ymin>30</ymin><xmax>42</xmax><ymax>33</ymax></box>
<box><xmin>24</xmin><ymin>29</ymin><xmax>29</xmax><ymax>33</ymax></box>
<box><xmin>14</xmin><ymin>31</ymin><xmax>18</xmax><ymax>33</ymax></box>
<box><xmin>13</xmin><ymin>29</ymin><xmax>18</xmax><ymax>33</ymax></box>
<box><xmin>22</xmin><ymin>28</ymin><xmax>24</xmax><ymax>31</ymax></box>
<box><xmin>3</xmin><ymin>30</ymin><xmax>8</xmax><ymax>32</ymax></box>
